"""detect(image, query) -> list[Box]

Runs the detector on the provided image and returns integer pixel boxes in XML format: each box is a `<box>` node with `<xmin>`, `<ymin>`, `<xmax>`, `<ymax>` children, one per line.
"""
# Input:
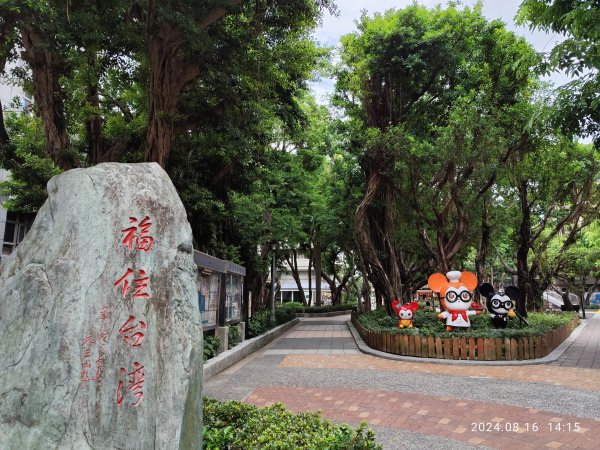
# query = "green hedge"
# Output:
<box><xmin>357</xmin><ymin>308</ymin><xmax>578</xmax><ymax>339</ymax></box>
<box><xmin>280</xmin><ymin>301</ymin><xmax>356</xmax><ymax>314</ymax></box>
<box><xmin>228</xmin><ymin>325</ymin><xmax>241</xmax><ymax>350</ymax></box>
<box><xmin>203</xmin><ymin>398</ymin><xmax>381</xmax><ymax>450</ymax></box>
<box><xmin>247</xmin><ymin>304</ymin><xmax>297</xmax><ymax>338</ymax></box>
<box><xmin>204</xmin><ymin>335</ymin><xmax>222</xmax><ymax>361</ymax></box>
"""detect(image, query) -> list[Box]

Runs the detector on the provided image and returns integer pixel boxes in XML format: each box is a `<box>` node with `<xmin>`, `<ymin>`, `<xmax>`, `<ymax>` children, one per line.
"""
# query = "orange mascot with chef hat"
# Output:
<box><xmin>428</xmin><ymin>271</ymin><xmax>481</xmax><ymax>331</ymax></box>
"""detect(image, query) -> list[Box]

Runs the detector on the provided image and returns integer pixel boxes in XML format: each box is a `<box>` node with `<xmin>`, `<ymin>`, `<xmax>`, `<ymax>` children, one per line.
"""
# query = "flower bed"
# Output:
<box><xmin>352</xmin><ymin>311</ymin><xmax>579</xmax><ymax>361</ymax></box>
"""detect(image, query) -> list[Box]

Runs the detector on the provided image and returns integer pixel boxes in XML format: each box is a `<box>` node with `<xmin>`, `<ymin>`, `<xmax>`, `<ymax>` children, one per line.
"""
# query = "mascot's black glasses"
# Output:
<box><xmin>491</xmin><ymin>299</ymin><xmax>513</xmax><ymax>309</ymax></box>
<box><xmin>443</xmin><ymin>291</ymin><xmax>472</xmax><ymax>303</ymax></box>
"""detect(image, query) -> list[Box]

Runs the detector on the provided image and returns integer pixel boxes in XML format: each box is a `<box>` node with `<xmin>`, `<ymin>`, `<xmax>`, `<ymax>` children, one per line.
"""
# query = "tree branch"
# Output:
<box><xmin>494</xmin><ymin>246</ymin><xmax>518</xmax><ymax>275</ymax></box>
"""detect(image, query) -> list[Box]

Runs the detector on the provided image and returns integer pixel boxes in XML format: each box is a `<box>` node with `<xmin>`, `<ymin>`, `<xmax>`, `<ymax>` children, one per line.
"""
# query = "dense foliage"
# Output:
<box><xmin>203</xmin><ymin>335</ymin><xmax>222</xmax><ymax>361</ymax></box>
<box><xmin>203</xmin><ymin>397</ymin><xmax>381</xmax><ymax>450</ymax></box>
<box><xmin>228</xmin><ymin>325</ymin><xmax>242</xmax><ymax>350</ymax></box>
<box><xmin>247</xmin><ymin>302</ymin><xmax>297</xmax><ymax>338</ymax></box>
<box><xmin>518</xmin><ymin>0</ymin><xmax>600</xmax><ymax>142</ymax></box>
<box><xmin>356</xmin><ymin>308</ymin><xmax>578</xmax><ymax>339</ymax></box>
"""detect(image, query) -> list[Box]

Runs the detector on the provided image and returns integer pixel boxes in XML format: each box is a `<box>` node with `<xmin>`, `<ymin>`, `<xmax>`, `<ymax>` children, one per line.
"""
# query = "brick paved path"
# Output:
<box><xmin>557</xmin><ymin>312</ymin><xmax>600</xmax><ymax>369</ymax></box>
<box><xmin>248</xmin><ymin>386</ymin><xmax>599</xmax><ymax>449</ymax></box>
<box><xmin>205</xmin><ymin>315</ymin><xmax>600</xmax><ymax>449</ymax></box>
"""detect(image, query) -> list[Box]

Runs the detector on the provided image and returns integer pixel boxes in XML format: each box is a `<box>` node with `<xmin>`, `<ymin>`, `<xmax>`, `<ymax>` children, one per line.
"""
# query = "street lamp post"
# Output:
<box><xmin>271</xmin><ymin>243</ymin><xmax>277</xmax><ymax>322</ymax></box>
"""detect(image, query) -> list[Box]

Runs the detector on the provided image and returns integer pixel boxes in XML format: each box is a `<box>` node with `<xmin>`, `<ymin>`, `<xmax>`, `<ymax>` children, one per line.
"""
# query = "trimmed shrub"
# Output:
<box><xmin>203</xmin><ymin>398</ymin><xmax>382</xmax><ymax>450</ymax></box>
<box><xmin>203</xmin><ymin>335</ymin><xmax>222</xmax><ymax>361</ymax></box>
<box><xmin>247</xmin><ymin>309</ymin><xmax>274</xmax><ymax>338</ymax></box>
<box><xmin>248</xmin><ymin>304</ymin><xmax>298</xmax><ymax>338</ymax></box>
<box><xmin>357</xmin><ymin>308</ymin><xmax>578</xmax><ymax>339</ymax></box>
<box><xmin>228</xmin><ymin>325</ymin><xmax>241</xmax><ymax>349</ymax></box>
<box><xmin>275</xmin><ymin>302</ymin><xmax>297</xmax><ymax>324</ymax></box>
<box><xmin>304</xmin><ymin>304</ymin><xmax>356</xmax><ymax>313</ymax></box>
<box><xmin>279</xmin><ymin>301</ymin><xmax>304</xmax><ymax>311</ymax></box>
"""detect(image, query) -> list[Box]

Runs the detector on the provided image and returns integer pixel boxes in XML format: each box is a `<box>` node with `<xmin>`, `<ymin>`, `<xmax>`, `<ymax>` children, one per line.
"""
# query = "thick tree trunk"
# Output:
<box><xmin>322</xmin><ymin>269</ymin><xmax>355</xmax><ymax>306</ymax></box>
<box><xmin>246</xmin><ymin>269</ymin><xmax>266</xmax><ymax>314</ymax></box>
<box><xmin>325</xmin><ymin>278</ymin><xmax>339</xmax><ymax>305</ymax></box>
<box><xmin>0</xmin><ymin>100</ymin><xmax>9</xmax><ymax>146</ymax></box>
<box><xmin>21</xmin><ymin>27</ymin><xmax>73</xmax><ymax>170</ymax></box>
<box><xmin>143</xmin><ymin>2</ymin><xmax>242</xmax><ymax>167</ymax></box>
<box><xmin>144</xmin><ymin>24</ymin><xmax>197</xmax><ymax>167</ymax></box>
<box><xmin>375</xmin><ymin>291</ymin><xmax>383</xmax><ymax>310</ymax></box>
<box><xmin>516</xmin><ymin>180</ymin><xmax>531</xmax><ymax>317</ymax></box>
<box><xmin>358</xmin><ymin>256</ymin><xmax>371</xmax><ymax>312</ymax></box>
<box><xmin>314</xmin><ymin>245</ymin><xmax>322</xmax><ymax>306</ymax></box>
<box><xmin>307</xmin><ymin>248</ymin><xmax>313</xmax><ymax>306</ymax></box>
<box><xmin>475</xmin><ymin>200</ymin><xmax>490</xmax><ymax>284</ymax></box>
<box><xmin>86</xmin><ymin>79</ymin><xmax>104</xmax><ymax>165</ymax></box>
<box><xmin>474</xmin><ymin>200</ymin><xmax>491</xmax><ymax>304</ymax></box>
<box><xmin>285</xmin><ymin>251</ymin><xmax>307</xmax><ymax>305</ymax></box>
<box><xmin>354</xmin><ymin>171</ymin><xmax>399</xmax><ymax>306</ymax></box>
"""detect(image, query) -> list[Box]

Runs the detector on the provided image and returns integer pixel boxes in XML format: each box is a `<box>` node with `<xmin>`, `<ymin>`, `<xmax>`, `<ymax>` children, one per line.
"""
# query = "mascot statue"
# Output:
<box><xmin>391</xmin><ymin>301</ymin><xmax>419</xmax><ymax>328</ymax></box>
<box><xmin>428</xmin><ymin>271</ymin><xmax>480</xmax><ymax>331</ymax></box>
<box><xmin>478</xmin><ymin>283</ymin><xmax>528</xmax><ymax>328</ymax></box>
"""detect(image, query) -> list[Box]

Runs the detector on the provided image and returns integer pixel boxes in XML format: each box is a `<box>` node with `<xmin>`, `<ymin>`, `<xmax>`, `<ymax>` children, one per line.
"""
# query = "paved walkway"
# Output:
<box><xmin>557</xmin><ymin>311</ymin><xmax>600</xmax><ymax>369</ymax></box>
<box><xmin>204</xmin><ymin>314</ymin><xmax>600</xmax><ymax>449</ymax></box>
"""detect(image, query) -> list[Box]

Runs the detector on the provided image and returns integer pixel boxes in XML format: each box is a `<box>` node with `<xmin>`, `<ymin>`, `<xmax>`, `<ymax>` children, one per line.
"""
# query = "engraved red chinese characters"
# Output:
<box><xmin>116</xmin><ymin>362</ymin><xmax>145</xmax><ymax>407</ymax></box>
<box><xmin>113</xmin><ymin>269</ymin><xmax>150</xmax><ymax>299</ymax></box>
<box><xmin>121</xmin><ymin>216</ymin><xmax>154</xmax><ymax>252</ymax></box>
<box><xmin>118</xmin><ymin>315</ymin><xmax>147</xmax><ymax>347</ymax></box>
<box><xmin>80</xmin><ymin>336</ymin><xmax>94</xmax><ymax>383</ymax></box>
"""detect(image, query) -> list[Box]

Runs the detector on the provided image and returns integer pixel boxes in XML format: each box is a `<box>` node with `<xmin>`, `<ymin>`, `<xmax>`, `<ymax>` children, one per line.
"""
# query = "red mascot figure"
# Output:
<box><xmin>391</xmin><ymin>301</ymin><xmax>419</xmax><ymax>328</ymax></box>
<box><xmin>428</xmin><ymin>271</ymin><xmax>481</xmax><ymax>331</ymax></box>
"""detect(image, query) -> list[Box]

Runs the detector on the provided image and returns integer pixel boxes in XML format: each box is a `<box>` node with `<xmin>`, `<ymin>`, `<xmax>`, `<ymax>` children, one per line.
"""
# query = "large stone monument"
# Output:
<box><xmin>0</xmin><ymin>163</ymin><xmax>203</xmax><ymax>449</ymax></box>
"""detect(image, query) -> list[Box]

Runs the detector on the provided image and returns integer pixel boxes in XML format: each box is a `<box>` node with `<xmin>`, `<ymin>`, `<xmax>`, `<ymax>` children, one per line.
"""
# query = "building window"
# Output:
<box><xmin>197</xmin><ymin>272</ymin><xmax>220</xmax><ymax>328</ymax></box>
<box><xmin>225</xmin><ymin>273</ymin><xmax>242</xmax><ymax>322</ymax></box>
<box><xmin>2</xmin><ymin>211</ymin><xmax>34</xmax><ymax>260</ymax></box>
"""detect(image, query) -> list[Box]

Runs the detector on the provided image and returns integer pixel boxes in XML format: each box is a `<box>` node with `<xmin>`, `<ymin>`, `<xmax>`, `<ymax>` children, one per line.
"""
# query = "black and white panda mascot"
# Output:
<box><xmin>478</xmin><ymin>283</ymin><xmax>527</xmax><ymax>328</ymax></box>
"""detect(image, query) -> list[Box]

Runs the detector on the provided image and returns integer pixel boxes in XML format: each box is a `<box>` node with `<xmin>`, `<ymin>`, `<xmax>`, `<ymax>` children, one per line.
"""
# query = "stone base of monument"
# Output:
<box><xmin>216</xmin><ymin>326</ymin><xmax>229</xmax><ymax>354</ymax></box>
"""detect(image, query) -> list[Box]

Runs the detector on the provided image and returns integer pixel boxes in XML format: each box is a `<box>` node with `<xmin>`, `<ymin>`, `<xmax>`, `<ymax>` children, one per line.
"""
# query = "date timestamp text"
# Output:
<box><xmin>471</xmin><ymin>422</ymin><xmax>581</xmax><ymax>433</ymax></box>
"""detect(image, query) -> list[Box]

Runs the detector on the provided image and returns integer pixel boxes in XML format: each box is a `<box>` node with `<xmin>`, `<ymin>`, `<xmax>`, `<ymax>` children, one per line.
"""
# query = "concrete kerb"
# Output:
<box><xmin>203</xmin><ymin>318</ymin><xmax>299</xmax><ymax>379</ymax></box>
<box><xmin>347</xmin><ymin>317</ymin><xmax>589</xmax><ymax>366</ymax></box>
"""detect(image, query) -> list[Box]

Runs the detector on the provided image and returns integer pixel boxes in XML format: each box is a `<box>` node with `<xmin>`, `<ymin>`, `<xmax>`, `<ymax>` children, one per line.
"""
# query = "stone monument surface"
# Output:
<box><xmin>0</xmin><ymin>163</ymin><xmax>203</xmax><ymax>449</ymax></box>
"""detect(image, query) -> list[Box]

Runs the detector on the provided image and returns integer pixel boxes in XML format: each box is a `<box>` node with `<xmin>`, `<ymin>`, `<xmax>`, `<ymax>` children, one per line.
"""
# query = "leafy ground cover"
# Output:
<box><xmin>203</xmin><ymin>398</ymin><xmax>381</xmax><ymax>450</ymax></box>
<box><xmin>357</xmin><ymin>308</ymin><xmax>578</xmax><ymax>340</ymax></box>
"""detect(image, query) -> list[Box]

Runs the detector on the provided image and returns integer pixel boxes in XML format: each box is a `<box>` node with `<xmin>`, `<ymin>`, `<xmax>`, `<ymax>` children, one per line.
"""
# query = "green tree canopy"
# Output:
<box><xmin>335</xmin><ymin>4</ymin><xmax>539</xmax><ymax>307</ymax></box>
<box><xmin>518</xmin><ymin>0</ymin><xmax>600</xmax><ymax>142</ymax></box>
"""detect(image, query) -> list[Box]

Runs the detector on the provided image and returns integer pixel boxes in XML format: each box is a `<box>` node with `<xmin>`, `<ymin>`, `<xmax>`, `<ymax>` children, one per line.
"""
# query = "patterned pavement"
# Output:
<box><xmin>557</xmin><ymin>311</ymin><xmax>600</xmax><ymax>369</ymax></box>
<box><xmin>205</xmin><ymin>313</ymin><xmax>600</xmax><ymax>449</ymax></box>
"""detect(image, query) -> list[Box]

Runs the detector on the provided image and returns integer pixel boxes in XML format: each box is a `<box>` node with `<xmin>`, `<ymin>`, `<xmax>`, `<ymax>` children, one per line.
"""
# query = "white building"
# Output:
<box><xmin>278</xmin><ymin>254</ymin><xmax>331</xmax><ymax>305</ymax></box>
<box><xmin>1</xmin><ymin>60</ymin><xmax>32</xmax><ymax>113</ymax></box>
<box><xmin>1</xmin><ymin>62</ymin><xmax>35</xmax><ymax>263</ymax></box>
